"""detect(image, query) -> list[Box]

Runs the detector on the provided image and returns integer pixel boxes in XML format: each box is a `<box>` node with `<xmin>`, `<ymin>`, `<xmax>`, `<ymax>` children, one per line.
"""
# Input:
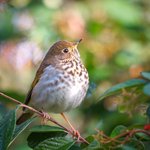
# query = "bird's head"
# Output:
<box><xmin>47</xmin><ymin>39</ymin><xmax>82</xmax><ymax>62</ymax></box>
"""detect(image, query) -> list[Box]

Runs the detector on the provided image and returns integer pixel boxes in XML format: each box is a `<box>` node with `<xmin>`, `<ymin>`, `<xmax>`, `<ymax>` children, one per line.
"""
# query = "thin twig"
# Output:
<box><xmin>96</xmin><ymin>129</ymin><xmax>150</xmax><ymax>145</ymax></box>
<box><xmin>0</xmin><ymin>92</ymin><xmax>88</xmax><ymax>144</ymax></box>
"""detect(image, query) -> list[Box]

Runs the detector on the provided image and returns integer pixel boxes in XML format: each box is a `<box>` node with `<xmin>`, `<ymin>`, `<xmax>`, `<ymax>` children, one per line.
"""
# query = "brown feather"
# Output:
<box><xmin>23</xmin><ymin>63</ymin><xmax>49</xmax><ymax>108</ymax></box>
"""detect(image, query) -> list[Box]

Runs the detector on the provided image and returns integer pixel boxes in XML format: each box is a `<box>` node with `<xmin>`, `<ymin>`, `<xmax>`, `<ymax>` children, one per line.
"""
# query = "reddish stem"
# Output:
<box><xmin>97</xmin><ymin>129</ymin><xmax>150</xmax><ymax>145</ymax></box>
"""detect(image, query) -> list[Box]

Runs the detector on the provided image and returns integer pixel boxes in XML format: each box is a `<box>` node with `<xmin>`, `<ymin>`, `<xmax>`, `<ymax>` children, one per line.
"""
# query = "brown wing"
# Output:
<box><xmin>23</xmin><ymin>44</ymin><xmax>56</xmax><ymax>111</ymax></box>
<box><xmin>23</xmin><ymin>61</ymin><xmax>50</xmax><ymax>111</ymax></box>
<box><xmin>23</xmin><ymin>75</ymin><xmax>40</xmax><ymax>111</ymax></box>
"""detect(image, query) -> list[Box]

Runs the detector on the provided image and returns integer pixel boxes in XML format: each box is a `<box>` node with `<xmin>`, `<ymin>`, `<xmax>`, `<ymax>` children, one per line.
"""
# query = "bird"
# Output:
<box><xmin>16</xmin><ymin>39</ymin><xmax>89</xmax><ymax>136</ymax></box>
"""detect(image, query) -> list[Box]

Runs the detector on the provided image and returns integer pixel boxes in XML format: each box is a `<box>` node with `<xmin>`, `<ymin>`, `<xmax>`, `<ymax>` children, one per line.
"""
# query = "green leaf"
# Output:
<box><xmin>27</xmin><ymin>125</ymin><xmax>67</xmax><ymax>148</ymax></box>
<box><xmin>30</xmin><ymin>125</ymin><xmax>65</xmax><ymax>132</ymax></box>
<box><xmin>69</xmin><ymin>144</ymin><xmax>82</xmax><ymax>150</ymax></box>
<box><xmin>12</xmin><ymin>117</ymin><xmax>34</xmax><ymax>141</ymax></box>
<box><xmin>98</xmin><ymin>79</ymin><xmax>147</xmax><ymax>101</ymax></box>
<box><xmin>141</xmin><ymin>72</ymin><xmax>150</xmax><ymax>80</ymax></box>
<box><xmin>84</xmin><ymin>140</ymin><xmax>100</xmax><ymax>150</ymax></box>
<box><xmin>135</xmin><ymin>132</ymin><xmax>150</xmax><ymax>141</ymax></box>
<box><xmin>34</xmin><ymin>137</ymin><xmax>75</xmax><ymax>150</ymax></box>
<box><xmin>81</xmin><ymin>135</ymin><xmax>95</xmax><ymax>149</ymax></box>
<box><xmin>0</xmin><ymin>109</ymin><xmax>16</xmax><ymax>149</ymax></box>
<box><xmin>0</xmin><ymin>104</ymin><xmax>8</xmax><ymax>120</ymax></box>
<box><xmin>121</xmin><ymin>139</ymin><xmax>145</xmax><ymax>150</ymax></box>
<box><xmin>143</xmin><ymin>83</ymin><xmax>150</xmax><ymax>96</ymax></box>
<box><xmin>110</xmin><ymin>125</ymin><xmax>127</xmax><ymax>138</ymax></box>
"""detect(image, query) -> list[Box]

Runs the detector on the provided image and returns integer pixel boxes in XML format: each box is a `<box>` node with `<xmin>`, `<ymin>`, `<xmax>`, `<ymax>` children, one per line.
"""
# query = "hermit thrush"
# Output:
<box><xmin>17</xmin><ymin>40</ymin><xmax>89</xmax><ymax>130</ymax></box>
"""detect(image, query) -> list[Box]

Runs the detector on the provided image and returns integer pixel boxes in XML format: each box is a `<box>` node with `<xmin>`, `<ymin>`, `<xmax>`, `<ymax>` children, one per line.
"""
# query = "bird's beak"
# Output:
<box><xmin>73</xmin><ymin>38</ymin><xmax>82</xmax><ymax>48</ymax></box>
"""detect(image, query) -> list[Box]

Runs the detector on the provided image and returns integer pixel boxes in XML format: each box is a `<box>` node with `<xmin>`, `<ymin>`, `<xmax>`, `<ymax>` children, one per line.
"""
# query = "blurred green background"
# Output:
<box><xmin>0</xmin><ymin>0</ymin><xmax>150</xmax><ymax>149</ymax></box>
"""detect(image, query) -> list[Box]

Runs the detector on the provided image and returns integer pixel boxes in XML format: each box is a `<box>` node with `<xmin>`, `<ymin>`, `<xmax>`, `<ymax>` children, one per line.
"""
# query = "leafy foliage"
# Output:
<box><xmin>34</xmin><ymin>137</ymin><xmax>75</xmax><ymax>150</ymax></box>
<box><xmin>98</xmin><ymin>78</ymin><xmax>147</xmax><ymax>101</ymax></box>
<box><xmin>27</xmin><ymin>125</ymin><xmax>67</xmax><ymax>148</ymax></box>
<box><xmin>110</xmin><ymin>125</ymin><xmax>127</xmax><ymax>138</ymax></box>
<box><xmin>0</xmin><ymin>106</ymin><xmax>34</xmax><ymax>149</ymax></box>
<box><xmin>0</xmin><ymin>108</ymin><xmax>16</xmax><ymax>150</ymax></box>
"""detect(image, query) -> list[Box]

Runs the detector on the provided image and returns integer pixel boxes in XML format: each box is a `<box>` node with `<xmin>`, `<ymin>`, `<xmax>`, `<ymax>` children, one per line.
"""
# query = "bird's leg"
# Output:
<box><xmin>60</xmin><ymin>113</ymin><xmax>81</xmax><ymax>141</ymax></box>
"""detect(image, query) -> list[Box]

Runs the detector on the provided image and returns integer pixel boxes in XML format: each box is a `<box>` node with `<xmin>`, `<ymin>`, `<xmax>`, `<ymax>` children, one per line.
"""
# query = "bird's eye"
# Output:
<box><xmin>63</xmin><ymin>48</ymin><xmax>69</xmax><ymax>53</ymax></box>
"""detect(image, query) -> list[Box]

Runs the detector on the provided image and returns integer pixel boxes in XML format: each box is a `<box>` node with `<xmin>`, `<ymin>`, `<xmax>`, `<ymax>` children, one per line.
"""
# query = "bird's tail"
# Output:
<box><xmin>16</xmin><ymin>112</ymin><xmax>33</xmax><ymax>125</ymax></box>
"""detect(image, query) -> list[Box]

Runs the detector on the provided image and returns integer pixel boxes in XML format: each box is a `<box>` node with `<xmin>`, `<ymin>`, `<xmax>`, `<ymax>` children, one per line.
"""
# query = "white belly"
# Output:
<box><xmin>30</xmin><ymin>66</ymin><xmax>88</xmax><ymax>113</ymax></box>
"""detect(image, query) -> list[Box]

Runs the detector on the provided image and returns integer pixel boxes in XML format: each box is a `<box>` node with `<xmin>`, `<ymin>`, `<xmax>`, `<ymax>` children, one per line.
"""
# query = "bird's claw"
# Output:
<box><xmin>72</xmin><ymin>129</ymin><xmax>81</xmax><ymax>142</ymax></box>
<box><xmin>41</xmin><ymin>112</ymin><xmax>51</xmax><ymax>119</ymax></box>
<box><xmin>40</xmin><ymin>111</ymin><xmax>51</xmax><ymax>124</ymax></box>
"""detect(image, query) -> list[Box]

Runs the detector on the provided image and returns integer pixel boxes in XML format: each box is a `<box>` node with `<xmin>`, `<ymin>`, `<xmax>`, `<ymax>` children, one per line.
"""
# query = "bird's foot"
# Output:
<box><xmin>40</xmin><ymin>111</ymin><xmax>51</xmax><ymax>124</ymax></box>
<box><xmin>41</xmin><ymin>112</ymin><xmax>51</xmax><ymax>119</ymax></box>
<box><xmin>72</xmin><ymin>129</ymin><xmax>81</xmax><ymax>142</ymax></box>
<box><xmin>60</xmin><ymin>113</ymin><xmax>82</xmax><ymax>142</ymax></box>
